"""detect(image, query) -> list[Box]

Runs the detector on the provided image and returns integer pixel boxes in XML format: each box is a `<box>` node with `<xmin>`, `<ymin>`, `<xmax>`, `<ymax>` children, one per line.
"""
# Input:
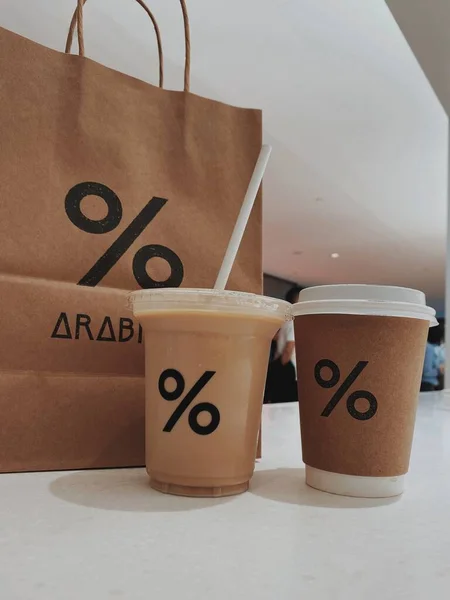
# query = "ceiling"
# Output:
<box><xmin>1</xmin><ymin>0</ymin><xmax>447</xmax><ymax>300</ymax></box>
<box><xmin>386</xmin><ymin>0</ymin><xmax>450</xmax><ymax>113</ymax></box>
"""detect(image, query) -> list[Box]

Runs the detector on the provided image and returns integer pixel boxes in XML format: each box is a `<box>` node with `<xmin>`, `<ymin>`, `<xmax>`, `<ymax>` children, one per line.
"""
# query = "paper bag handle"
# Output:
<box><xmin>65</xmin><ymin>0</ymin><xmax>191</xmax><ymax>92</ymax></box>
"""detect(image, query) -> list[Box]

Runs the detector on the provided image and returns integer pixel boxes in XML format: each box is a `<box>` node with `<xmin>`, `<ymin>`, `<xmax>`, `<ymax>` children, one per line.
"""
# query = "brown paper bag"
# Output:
<box><xmin>0</xmin><ymin>0</ymin><xmax>262</xmax><ymax>473</ymax></box>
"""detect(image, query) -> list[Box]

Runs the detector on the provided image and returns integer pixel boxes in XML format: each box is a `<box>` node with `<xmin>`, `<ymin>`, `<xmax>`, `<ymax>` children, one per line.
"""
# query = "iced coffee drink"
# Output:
<box><xmin>130</xmin><ymin>288</ymin><xmax>290</xmax><ymax>497</ymax></box>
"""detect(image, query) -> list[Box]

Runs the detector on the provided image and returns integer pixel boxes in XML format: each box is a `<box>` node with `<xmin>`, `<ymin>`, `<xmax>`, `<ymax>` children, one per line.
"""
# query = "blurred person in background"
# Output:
<box><xmin>264</xmin><ymin>285</ymin><xmax>302</xmax><ymax>403</ymax></box>
<box><xmin>421</xmin><ymin>321</ymin><xmax>445</xmax><ymax>392</ymax></box>
<box><xmin>436</xmin><ymin>318</ymin><xmax>445</xmax><ymax>391</ymax></box>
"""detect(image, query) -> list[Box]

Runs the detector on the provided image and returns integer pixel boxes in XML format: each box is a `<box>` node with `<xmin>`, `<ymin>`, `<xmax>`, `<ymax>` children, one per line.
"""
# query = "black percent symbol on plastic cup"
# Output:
<box><xmin>159</xmin><ymin>369</ymin><xmax>220</xmax><ymax>435</ymax></box>
<box><xmin>314</xmin><ymin>359</ymin><xmax>378</xmax><ymax>421</ymax></box>
<box><xmin>65</xmin><ymin>181</ymin><xmax>184</xmax><ymax>288</ymax></box>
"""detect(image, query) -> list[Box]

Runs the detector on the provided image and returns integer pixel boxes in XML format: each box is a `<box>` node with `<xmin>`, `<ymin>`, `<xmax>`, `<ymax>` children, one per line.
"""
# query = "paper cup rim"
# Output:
<box><xmin>305</xmin><ymin>466</ymin><xmax>405</xmax><ymax>498</ymax></box>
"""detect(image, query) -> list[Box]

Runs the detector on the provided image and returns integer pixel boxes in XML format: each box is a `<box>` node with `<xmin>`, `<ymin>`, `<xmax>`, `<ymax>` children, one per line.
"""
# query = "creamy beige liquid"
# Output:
<box><xmin>138</xmin><ymin>309</ymin><xmax>283</xmax><ymax>496</ymax></box>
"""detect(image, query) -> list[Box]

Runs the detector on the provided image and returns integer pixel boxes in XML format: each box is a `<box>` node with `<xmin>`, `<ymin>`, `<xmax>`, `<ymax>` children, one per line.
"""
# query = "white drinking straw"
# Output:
<box><xmin>214</xmin><ymin>145</ymin><xmax>272</xmax><ymax>290</ymax></box>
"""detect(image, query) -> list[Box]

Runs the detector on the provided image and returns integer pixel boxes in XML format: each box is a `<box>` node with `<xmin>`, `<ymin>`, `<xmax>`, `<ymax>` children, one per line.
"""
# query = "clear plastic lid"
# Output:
<box><xmin>292</xmin><ymin>284</ymin><xmax>436</xmax><ymax>324</ymax></box>
<box><xmin>129</xmin><ymin>288</ymin><xmax>291</xmax><ymax>320</ymax></box>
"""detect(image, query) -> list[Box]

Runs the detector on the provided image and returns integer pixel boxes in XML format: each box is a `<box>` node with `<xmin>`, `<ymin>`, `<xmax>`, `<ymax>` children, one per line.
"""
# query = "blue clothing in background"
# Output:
<box><xmin>422</xmin><ymin>343</ymin><xmax>443</xmax><ymax>387</ymax></box>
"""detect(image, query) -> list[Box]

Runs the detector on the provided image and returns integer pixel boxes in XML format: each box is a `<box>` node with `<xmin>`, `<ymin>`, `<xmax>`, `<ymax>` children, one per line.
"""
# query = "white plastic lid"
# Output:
<box><xmin>129</xmin><ymin>288</ymin><xmax>291</xmax><ymax>320</ymax></box>
<box><xmin>292</xmin><ymin>284</ymin><xmax>436</xmax><ymax>324</ymax></box>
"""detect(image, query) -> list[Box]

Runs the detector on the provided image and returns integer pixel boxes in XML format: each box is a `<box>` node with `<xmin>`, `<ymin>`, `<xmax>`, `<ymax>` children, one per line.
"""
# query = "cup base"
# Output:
<box><xmin>305</xmin><ymin>465</ymin><xmax>405</xmax><ymax>498</ymax></box>
<box><xmin>150</xmin><ymin>478</ymin><xmax>249</xmax><ymax>498</ymax></box>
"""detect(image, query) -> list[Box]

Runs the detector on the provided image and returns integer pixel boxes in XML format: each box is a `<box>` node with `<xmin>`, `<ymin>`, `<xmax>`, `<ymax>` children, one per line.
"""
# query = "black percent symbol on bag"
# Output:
<box><xmin>315</xmin><ymin>359</ymin><xmax>378</xmax><ymax>421</ymax></box>
<box><xmin>65</xmin><ymin>182</ymin><xmax>184</xmax><ymax>288</ymax></box>
<box><xmin>159</xmin><ymin>369</ymin><xmax>220</xmax><ymax>435</ymax></box>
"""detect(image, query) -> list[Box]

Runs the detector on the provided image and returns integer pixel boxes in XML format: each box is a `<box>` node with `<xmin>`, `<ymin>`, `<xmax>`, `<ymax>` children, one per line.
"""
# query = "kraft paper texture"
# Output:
<box><xmin>0</xmin><ymin>2</ymin><xmax>262</xmax><ymax>472</ymax></box>
<box><xmin>295</xmin><ymin>314</ymin><xmax>428</xmax><ymax>477</ymax></box>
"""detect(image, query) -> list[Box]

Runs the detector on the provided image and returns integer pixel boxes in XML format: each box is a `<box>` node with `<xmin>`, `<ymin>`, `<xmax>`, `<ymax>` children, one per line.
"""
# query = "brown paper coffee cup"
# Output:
<box><xmin>292</xmin><ymin>285</ymin><xmax>436</xmax><ymax>498</ymax></box>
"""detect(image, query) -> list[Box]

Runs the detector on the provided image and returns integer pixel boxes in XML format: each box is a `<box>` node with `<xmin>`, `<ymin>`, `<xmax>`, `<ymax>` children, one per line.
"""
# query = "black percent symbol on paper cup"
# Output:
<box><xmin>65</xmin><ymin>182</ymin><xmax>184</xmax><ymax>288</ymax></box>
<box><xmin>159</xmin><ymin>369</ymin><xmax>220</xmax><ymax>435</ymax></box>
<box><xmin>314</xmin><ymin>359</ymin><xmax>378</xmax><ymax>421</ymax></box>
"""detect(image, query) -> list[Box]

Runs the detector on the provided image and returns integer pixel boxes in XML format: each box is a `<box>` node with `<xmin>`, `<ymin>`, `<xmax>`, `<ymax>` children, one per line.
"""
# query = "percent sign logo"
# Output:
<box><xmin>315</xmin><ymin>359</ymin><xmax>377</xmax><ymax>421</ymax></box>
<box><xmin>159</xmin><ymin>369</ymin><xmax>220</xmax><ymax>435</ymax></box>
<box><xmin>65</xmin><ymin>182</ymin><xmax>184</xmax><ymax>288</ymax></box>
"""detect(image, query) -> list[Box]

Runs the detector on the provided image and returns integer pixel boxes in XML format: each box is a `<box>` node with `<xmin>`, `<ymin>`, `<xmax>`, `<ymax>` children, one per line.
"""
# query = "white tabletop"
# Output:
<box><xmin>1</xmin><ymin>393</ymin><xmax>450</xmax><ymax>600</ymax></box>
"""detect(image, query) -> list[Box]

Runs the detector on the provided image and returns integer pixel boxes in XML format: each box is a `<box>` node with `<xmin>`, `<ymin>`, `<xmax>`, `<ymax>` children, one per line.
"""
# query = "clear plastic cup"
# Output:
<box><xmin>130</xmin><ymin>288</ymin><xmax>290</xmax><ymax>497</ymax></box>
<box><xmin>292</xmin><ymin>284</ymin><xmax>437</xmax><ymax>498</ymax></box>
